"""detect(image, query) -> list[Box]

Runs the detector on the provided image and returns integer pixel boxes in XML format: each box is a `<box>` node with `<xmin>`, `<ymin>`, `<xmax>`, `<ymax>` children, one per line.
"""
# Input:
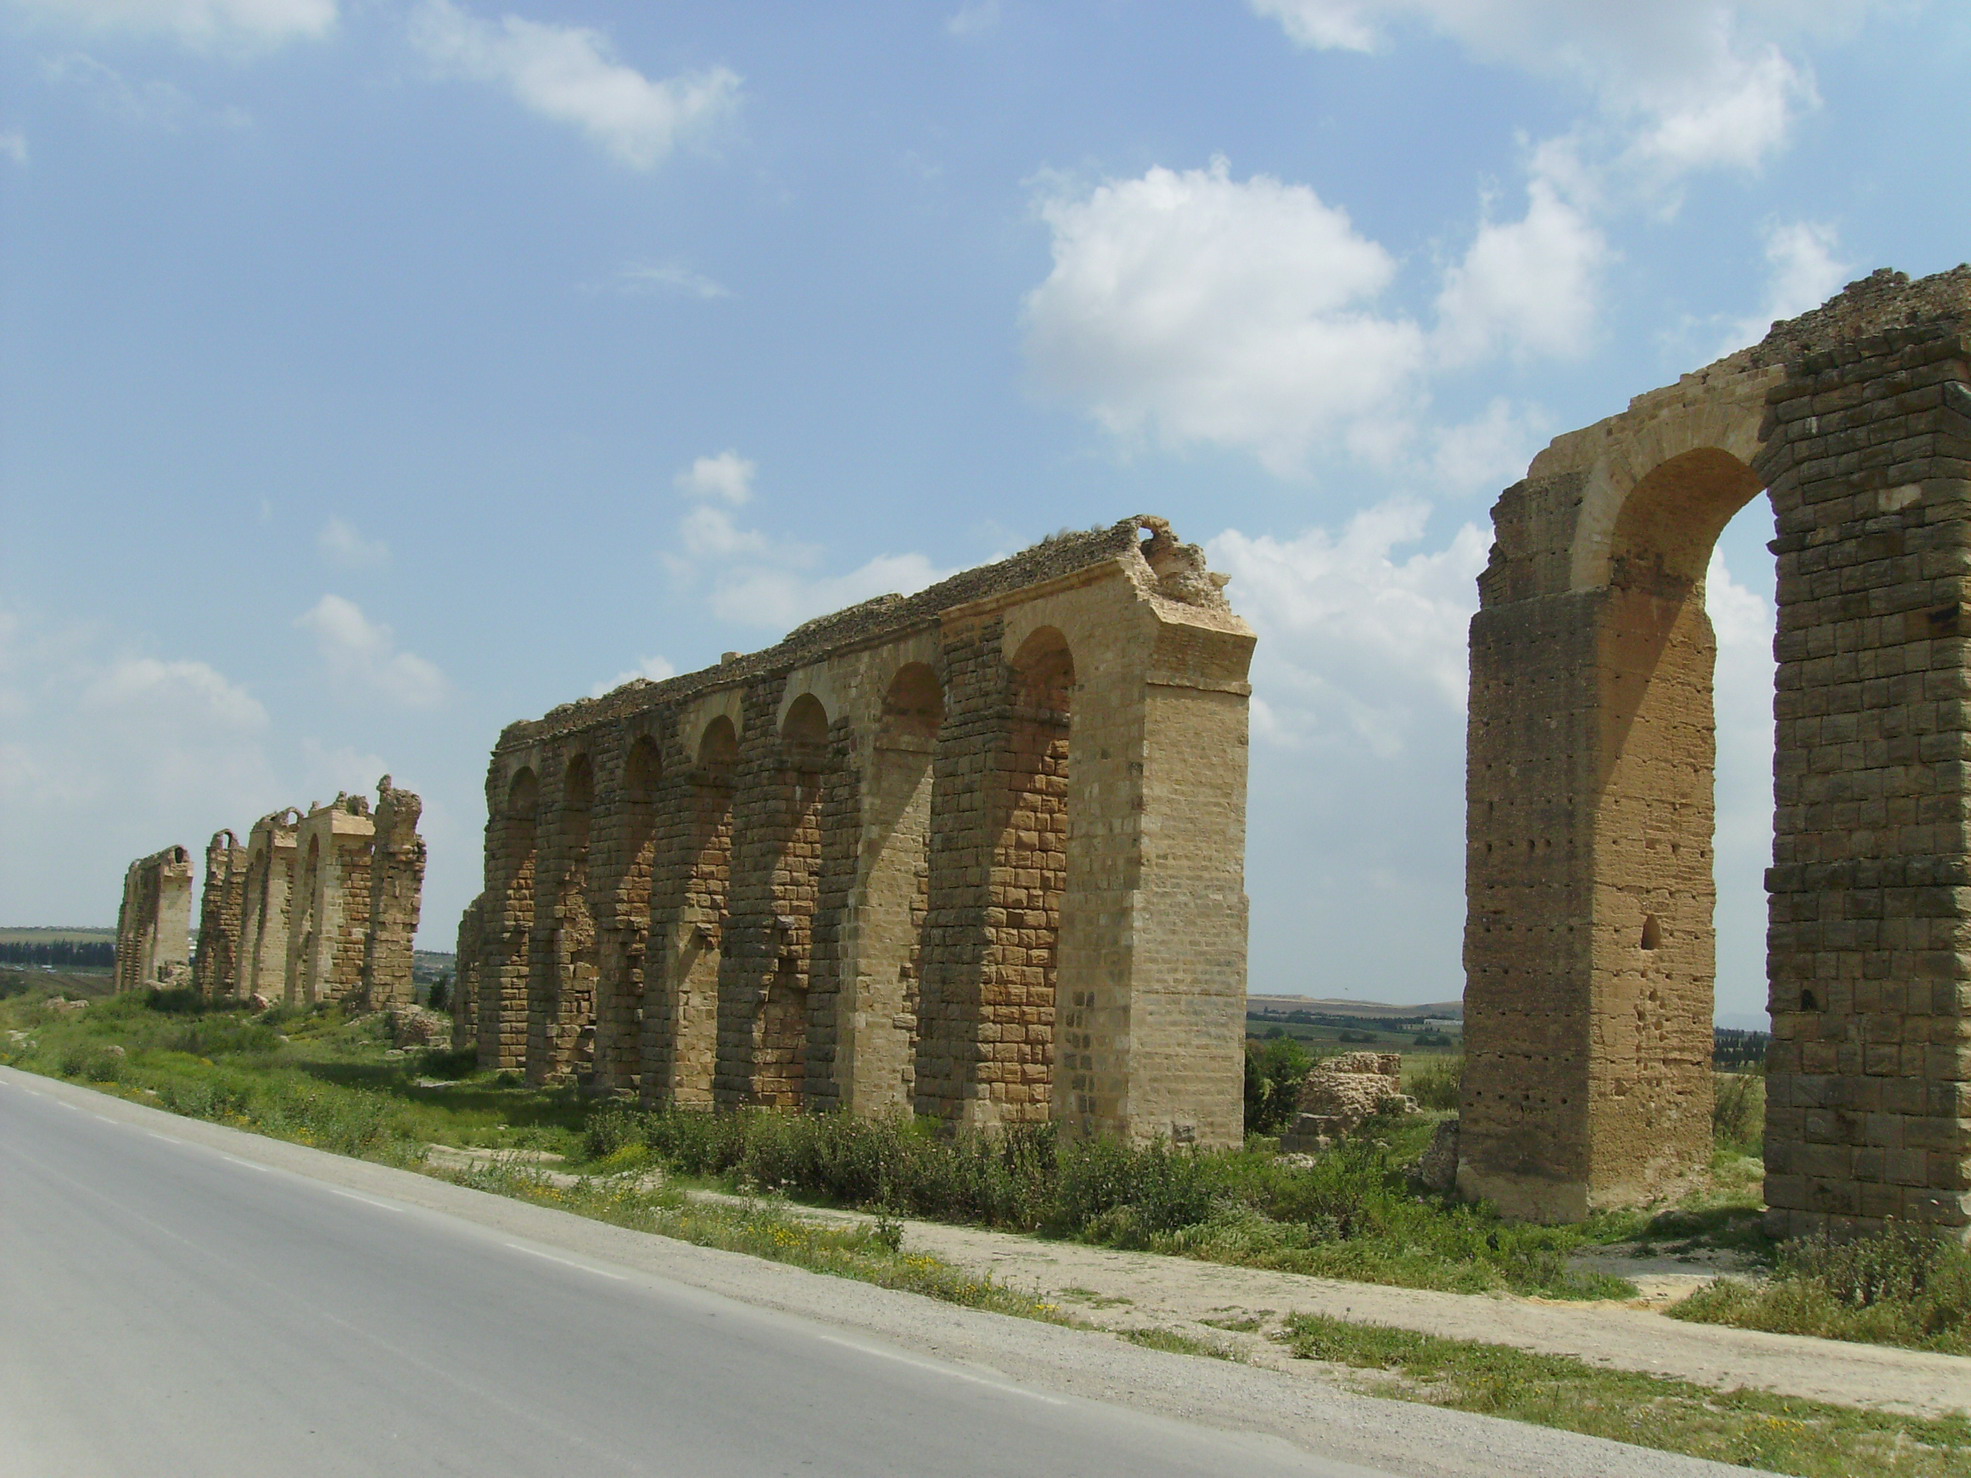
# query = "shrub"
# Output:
<box><xmin>1712</xmin><ymin>1070</ymin><xmax>1764</xmax><ymax>1156</ymax></box>
<box><xmin>1244</xmin><ymin>1036</ymin><xmax>1315</xmax><ymax>1135</ymax></box>
<box><xmin>1405</xmin><ymin>1055</ymin><xmax>1462</xmax><ymax>1112</ymax></box>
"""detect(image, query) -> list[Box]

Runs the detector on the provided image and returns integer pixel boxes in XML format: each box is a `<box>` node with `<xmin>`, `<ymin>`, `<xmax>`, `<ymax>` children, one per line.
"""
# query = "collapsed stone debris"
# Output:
<box><xmin>1279</xmin><ymin>1052</ymin><xmax>1418</xmax><ymax>1153</ymax></box>
<box><xmin>456</xmin><ymin>516</ymin><xmax>1256</xmax><ymax>1146</ymax></box>
<box><xmin>116</xmin><ymin>777</ymin><xmax>426</xmax><ymax>1011</ymax></box>
<box><xmin>1465</xmin><ymin>266</ymin><xmax>1971</xmax><ymax>1244</ymax></box>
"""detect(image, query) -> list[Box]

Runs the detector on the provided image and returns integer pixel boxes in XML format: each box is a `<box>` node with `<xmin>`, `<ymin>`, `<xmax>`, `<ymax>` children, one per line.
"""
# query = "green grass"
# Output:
<box><xmin>430</xmin><ymin>1159</ymin><xmax>1065</xmax><ymax>1322</ymax></box>
<box><xmin>1673</xmin><ymin>1227</ymin><xmax>1971</xmax><ymax>1356</ymax></box>
<box><xmin>584</xmin><ymin>1099</ymin><xmax>1633</xmax><ymax>1299</ymax></box>
<box><xmin>1282</xmin><ymin>1313</ymin><xmax>1971</xmax><ymax>1477</ymax></box>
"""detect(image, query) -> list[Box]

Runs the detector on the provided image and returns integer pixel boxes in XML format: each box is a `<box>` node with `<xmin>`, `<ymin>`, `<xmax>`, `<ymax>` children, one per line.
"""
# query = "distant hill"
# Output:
<box><xmin>0</xmin><ymin>928</ymin><xmax>115</xmax><ymax>944</ymax></box>
<box><xmin>1248</xmin><ymin>994</ymin><xmax>1463</xmax><ymax>1021</ymax></box>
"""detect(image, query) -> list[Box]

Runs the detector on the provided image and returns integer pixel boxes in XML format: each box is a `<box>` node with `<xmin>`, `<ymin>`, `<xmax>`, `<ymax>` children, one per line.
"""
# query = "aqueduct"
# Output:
<box><xmin>1464</xmin><ymin>267</ymin><xmax>1971</xmax><ymax>1242</ymax></box>
<box><xmin>455</xmin><ymin>517</ymin><xmax>1256</xmax><ymax>1145</ymax></box>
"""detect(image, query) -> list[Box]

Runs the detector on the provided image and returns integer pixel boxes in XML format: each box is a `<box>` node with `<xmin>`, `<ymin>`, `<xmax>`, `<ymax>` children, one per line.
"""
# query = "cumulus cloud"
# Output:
<box><xmin>409</xmin><ymin>0</ymin><xmax>740</xmax><ymax>169</ymax></box>
<box><xmin>9</xmin><ymin>0</ymin><xmax>335</xmax><ymax>49</ymax></box>
<box><xmin>82</xmin><ymin>655</ymin><xmax>268</xmax><ymax>732</ymax></box>
<box><xmin>0</xmin><ymin>132</ymin><xmax>26</xmax><ymax>164</ymax></box>
<box><xmin>659</xmin><ymin>453</ymin><xmax>950</xmax><ymax>631</ymax></box>
<box><xmin>296</xmin><ymin>595</ymin><xmax>448</xmax><ymax>708</ymax></box>
<box><xmin>1434</xmin><ymin>169</ymin><xmax>1609</xmax><ymax>365</ymax></box>
<box><xmin>946</xmin><ymin>1</ymin><xmax>999</xmax><ymax>38</ymax></box>
<box><xmin>1024</xmin><ymin>158</ymin><xmax>1427</xmax><ymax>474</ymax></box>
<box><xmin>1718</xmin><ymin>220</ymin><xmax>1851</xmax><ymax>353</ymax></box>
<box><xmin>675</xmin><ymin>450</ymin><xmax>755</xmax><ymax>504</ymax></box>
<box><xmin>316</xmin><ymin>515</ymin><xmax>390</xmax><ymax>571</ymax></box>
<box><xmin>590</xmin><ymin>653</ymin><xmax>676</xmax><ymax>698</ymax></box>
<box><xmin>1209</xmin><ymin>503</ymin><xmax>1488</xmax><ymax>754</ymax></box>
<box><xmin>41</xmin><ymin>52</ymin><xmax>251</xmax><ymax>129</ymax></box>
<box><xmin>1251</xmin><ymin>0</ymin><xmax>1871</xmax><ymax>174</ymax></box>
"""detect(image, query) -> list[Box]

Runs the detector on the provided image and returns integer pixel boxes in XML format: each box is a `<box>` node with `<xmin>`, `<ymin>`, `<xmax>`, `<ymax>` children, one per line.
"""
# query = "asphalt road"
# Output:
<box><xmin>0</xmin><ymin>1070</ymin><xmax>1393</xmax><ymax>1478</ymax></box>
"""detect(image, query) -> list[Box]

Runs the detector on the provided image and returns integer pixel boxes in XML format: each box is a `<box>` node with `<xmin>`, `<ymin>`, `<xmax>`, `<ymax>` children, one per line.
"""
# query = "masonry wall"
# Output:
<box><xmin>239</xmin><ymin>810</ymin><xmax>300</xmax><ymax>1001</ymax></box>
<box><xmin>361</xmin><ymin>779</ymin><xmax>427</xmax><ymax>1010</ymax></box>
<box><xmin>1463</xmin><ymin>267</ymin><xmax>1971</xmax><ymax>1239</ymax></box>
<box><xmin>115</xmin><ymin>846</ymin><xmax>193</xmax><ymax>992</ymax></box>
<box><xmin>193</xmin><ymin>830</ymin><xmax>248</xmax><ymax>998</ymax></box>
<box><xmin>461</xmin><ymin>517</ymin><xmax>1255</xmax><ymax>1143</ymax></box>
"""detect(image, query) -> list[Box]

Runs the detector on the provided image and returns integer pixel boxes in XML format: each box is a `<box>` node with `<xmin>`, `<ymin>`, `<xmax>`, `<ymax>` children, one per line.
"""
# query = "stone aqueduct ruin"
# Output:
<box><xmin>453</xmin><ymin>519</ymin><xmax>1257</xmax><ymax>1144</ymax></box>
<box><xmin>1464</xmin><ymin>268</ymin><xmax>1971</xmax><ymax>1242</ymax></box>
<box><xmin>114</xmin><ymin>779</ymin><xmax>427</xmax><ymax>1010</ymax></box>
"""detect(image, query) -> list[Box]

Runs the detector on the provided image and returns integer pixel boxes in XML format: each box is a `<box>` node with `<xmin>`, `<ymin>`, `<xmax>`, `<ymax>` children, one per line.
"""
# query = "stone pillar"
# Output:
<box><xmin>1760</xmin><ymin>324</ymin><xmax>1971</xmax><ymax>1242</ymax></box>
<box><xmin>360</xmin><ymin>777</ymin><xmax>426</xmax><ymax>1011</ymax></box>
<box><xmin>193</xmin><ymin>830</ymin><xmax>248</xmax><ymax>998</ymax></box>
<box><xmin>238</xmin><ymin>810</ymin><xmax>300</xmax><ymax>1002</ymax></box>
<box><xmin>115</xmin><ymin>846</ymin><xmax>194</xmax><ymax>992</ymax></box>
<box><xmin>286</xmin><ymin>794</ymin><xmax>376</xmax><ymax>1007</ymax></box>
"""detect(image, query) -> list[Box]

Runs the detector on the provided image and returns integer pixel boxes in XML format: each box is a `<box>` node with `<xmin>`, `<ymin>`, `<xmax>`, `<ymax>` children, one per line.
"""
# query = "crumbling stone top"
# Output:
<box><xmin>502</xmin><ymin>514</ymin><xmax>1227</xmax><ymax>749</ymax></box>
<box><xmin>1738</xmin><ymin>265</ymin><xmax>1971</xmax><ymax>372</ymax></box>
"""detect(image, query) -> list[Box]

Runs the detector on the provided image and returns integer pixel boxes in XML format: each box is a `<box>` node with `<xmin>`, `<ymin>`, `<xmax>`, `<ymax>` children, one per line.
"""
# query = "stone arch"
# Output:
<box><xmin>593</xmin><ymin>733</ymin><xmax>663</xmax><ymax>1093</ymax></box>
<box><xmin>646</xmin><ymin>717</ymin><xmax>736</xmax><ymax>1104</ymax></box>
<box><xmin>532</xmin><ymin>751</ymin><xmax>599</xmax><ymax>1082</ymax></box>
<box><xmin>833</xmin><ymin>661</ymin><xmax>943</xmax><ymax>1113</ymax></box>
<box><xmin>754</xmin><ymin>694</ymin><xmax>834</xmax><ymax>1108</ymax></box>
<box><xmin>484</xmin><ymin>764</ymin><xmax>538</xmax><ymax>1068</ymax></box>
<box><xmin>987</xmin><ymin>626</ymin><xmax>1074</xmax><ymax>1124</ymax></box>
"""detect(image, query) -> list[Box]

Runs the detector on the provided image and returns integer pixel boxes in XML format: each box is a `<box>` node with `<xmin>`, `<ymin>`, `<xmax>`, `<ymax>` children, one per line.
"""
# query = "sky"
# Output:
<box><xmin>2</xmin><ymin>0</ymin><xmax>1966</xmax><ymax>1023</ymax></box>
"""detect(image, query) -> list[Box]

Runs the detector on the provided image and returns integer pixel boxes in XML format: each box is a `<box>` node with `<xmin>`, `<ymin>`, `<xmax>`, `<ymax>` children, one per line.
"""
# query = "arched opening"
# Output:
<box><xmin>844</xmin><ymin>662</ymin><xmax>944</xmax><ymax>1112</ymax></box>
<box><xmin>1590</xmin><ymin>448</ymin><xmax>1764</xmax><ymax>1196</ymax></box>
<box><xmin>988</xmin><ymin>628</ymin><xmax>1073</xmax><ymax>1124</ymax></box>
<box><xmin>654</xmin><ymin>717</ymin><xmax>736</xmax><ymax>1105</ymax></box>
<box><xmin>595</xmin><ymin>733</ymin><xmax>663</xmax><ymax>1094</ymax></box>
<box><xmin>756</xmin><ymin>695</ymin><xmax>832</xmax><ymax>1109</ymax></box>
<box><xmin>486</xmin><ymin>766</ymin><xmax>538</xmax><ymax>1069</ymax></box>
<box><xmin>535</xmin><ymin>753</ymin><xmax>598</xmax><ymax>1083</ymax></box>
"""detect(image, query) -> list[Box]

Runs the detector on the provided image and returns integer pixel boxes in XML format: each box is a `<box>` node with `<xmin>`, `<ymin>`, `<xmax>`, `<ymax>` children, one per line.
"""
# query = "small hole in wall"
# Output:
<box><xmin>1640</xmin><ymin>915</ymin><xmax>1660</xmax><ymax>951</ymax></box>
<box><xmin>1801</xmin><ymin>989</ymin><xmax>1819</xmax><ymax>1012</ymax></box>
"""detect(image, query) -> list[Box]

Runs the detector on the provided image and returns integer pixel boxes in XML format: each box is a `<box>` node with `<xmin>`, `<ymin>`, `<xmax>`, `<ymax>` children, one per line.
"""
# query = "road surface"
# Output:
<box><xmin>0</xmin><ymin>1068</ymin><xmax>1742</xmax><ymax>1478</ymax></box>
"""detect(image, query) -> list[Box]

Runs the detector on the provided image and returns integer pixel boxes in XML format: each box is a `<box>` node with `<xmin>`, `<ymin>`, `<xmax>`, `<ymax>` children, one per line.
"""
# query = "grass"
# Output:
<box><xmin>1673</xmin><ymin>1227</ymin><xmax>1971</xmax><ymax>1356</ymax></box>
<box><xmin>1281</xmin><ymin>1313</ymin><xmax>1971</xmax><ymax>1477</ymax></box>
<box><xmin>584</xmin><ymin>1099</ymin><xmax>1634</xmax><ymax>1300</ymax></box>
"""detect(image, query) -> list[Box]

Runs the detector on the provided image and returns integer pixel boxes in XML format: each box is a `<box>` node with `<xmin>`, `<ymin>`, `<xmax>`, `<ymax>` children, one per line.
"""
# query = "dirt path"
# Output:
<box><xmin>425</xmin><ymin>1147</ymin><xmax>1971</xmax><ymax>1419</ymax></box>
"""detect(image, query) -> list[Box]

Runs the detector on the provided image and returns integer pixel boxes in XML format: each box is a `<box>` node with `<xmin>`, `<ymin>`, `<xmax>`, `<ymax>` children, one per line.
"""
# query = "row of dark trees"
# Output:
<box><xmin>0</xmin><ymin>940</ymin><xmax>115</xmax><ymax>969</ymax></box>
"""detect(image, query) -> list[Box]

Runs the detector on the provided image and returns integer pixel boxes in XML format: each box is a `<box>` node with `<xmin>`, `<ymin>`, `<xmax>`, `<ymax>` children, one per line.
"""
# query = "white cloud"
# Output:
<box><xmin>1251</xmin><ymin>0</ymin><xmax>1876</xmax><ymax>175</ymax></box>
<box><xmin>590</xmin><ymin>653</ymin><xmax>676</xmax><ymax>698</ymax></box>
<box><xmin>316</xmin><ymin>515</ymin><xmax>390</xmax><ymax>571</ymax></box>
<box><xmin>946</xmin><ymin>1</ymin><xmax>1000</xmax><ymax>38</ymax></box>
<box><xmin>296</xmin><ymin>595</ymin><xmax>448</xmax><ymax>708</ymax></box>
<box><xmin>0</xmin><ymin>132</ymin><xmax>26</xmax><ymax>164</ymax></box>
<box><xmin>1023</xmin><ymin>158</ymin><xmax>1426</xmax><ymax>475</ymax></box>
<box><xmin>1208</xmin><ymin>502</ymin><xmax>1488</xmax><ymax>755</ymax></box>
<box><xmin>41</xmin><ymin>52</ymin><xmax>250</xmax><ymax>129</ymax></box>
<box><xmin>709</xmin><ymin>554</ymin><xmax>951</xmax><ymax>632</ymax></box>
<box><xmin>82</xmin><ymin>655</ymin><xmax>268</xmax><ymax>732</ymax></box>
<box><xmin>610</xmin><ymin>261</ymin><xmax>731</xmax><ymax>300</ymax></box>
<box><xmin>9</xmin><ymin>0</ymin><xmax>335</xmax><ymax>49</ymax></box>
<box><xmin>675</xmin><ymin>450</ymin><xmax>755</xmax><ymax>504</ymax></box>
<box><xmin>678</xmin><ymin>504</ymin><xmax>772</xmax><ymax>560</ymax></box>
<box><xmin>1429</xmin><ymin>397</ymin><xmax>1549</xmax><ymax>495</ymax></box>
<box><xmin>1719</xmin><ymin>220</ymin><xmax>1851</xmax><ymax>353</ymax></box>
<box><xmin>409</xmin><ymin>0</ymin><xmax>740</xmax><ymax>170</ymax></box>
<box><xmin>1434</xmin><ymin>170</ymin><xmax>1608</xmax><ymax>365</ymax></box>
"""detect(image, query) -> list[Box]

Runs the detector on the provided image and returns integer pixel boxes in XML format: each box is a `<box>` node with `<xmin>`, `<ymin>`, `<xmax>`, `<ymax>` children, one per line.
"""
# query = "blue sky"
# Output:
<box><xmin>2</xmin><ymin>0</ymin><xmax>1966</xmax><ymax>1020</ymax></box>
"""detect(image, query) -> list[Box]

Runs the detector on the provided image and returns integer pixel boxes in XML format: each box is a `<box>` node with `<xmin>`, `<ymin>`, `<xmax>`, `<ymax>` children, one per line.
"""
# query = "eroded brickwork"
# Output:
<box><xmin>130</xmin><ymin>779</ymin><xmax>426</xmax><ymax>1013</ymax></box>
<box><xmin>193</xmin><ymin>830</ymin><xmax>248</xmax><ymax>998</ymax></box>
<box><xmin>115</xmin><ymin>846</ymin><xmax>193</xmax><ymax>991</ymax></box>
<box><xmin>1465</xmin><ymin>267</ymin><xmax>1971</xmax><ymax>1240</ymax></box>
<box><xmin>460</xmin><ymin>517</ymin><xmax>1255</xmax><ymax>1144</ymax></box>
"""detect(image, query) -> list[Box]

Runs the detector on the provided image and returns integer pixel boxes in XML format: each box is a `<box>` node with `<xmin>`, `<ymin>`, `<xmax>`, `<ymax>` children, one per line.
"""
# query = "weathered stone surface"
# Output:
<box><xmin>1281</xmin><ymin>1052</ymin><xmax>1417</xmax><ymax>1151</ymax></box>
<box><xmin>193</xmin><ymin>830</ymin><xmax>247</xmax><ymax>998</ymax></box>
<box><xmin>130</xmin><ymin>777</ymin><xmax>426</xmax><ymax>1017</ymax></box>
<box><xmin>115</xmin><ymin>846</ymin><xmax>193</xmax><ymax>992</ymax></box>
<box><xmin>1465</xmin><ymin>266</ymin><xmax>1971</xmax><ymax>1241</ymax></box>
<box><xmin>458</xmin><ymin>516</ymin><xmax>1256</xmax><ymax>1146</ymax></box>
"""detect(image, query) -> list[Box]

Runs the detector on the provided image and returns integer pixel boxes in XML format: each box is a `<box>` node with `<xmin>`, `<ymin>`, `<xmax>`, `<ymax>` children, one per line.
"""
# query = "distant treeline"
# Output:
<box><xmin>0</xmin><ymin>940</ymin><xmax>116</xmax><ymax>969</ymax></box>
<box><xmin>1715</xmin><ymin>1028</ymin><xmax>1769</xmax><ymax>1069</ymax></box>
